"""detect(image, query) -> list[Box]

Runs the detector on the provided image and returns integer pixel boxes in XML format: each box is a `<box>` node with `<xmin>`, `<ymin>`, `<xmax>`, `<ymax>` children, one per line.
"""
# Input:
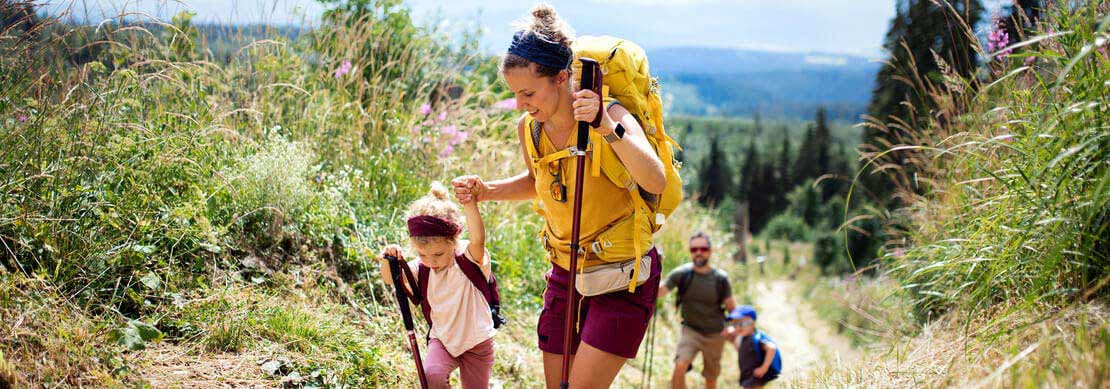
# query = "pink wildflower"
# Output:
<box><xmin>986</xmin><ymin>17</ymin><xmax>1012</xmax><ymax>61</ymax></box>
<box><xmin>493</xmin><ymin>98</ymin><xmax>517</xmax><ymax>110</ymax></box>
<box><xmin>441</xmin><ymin>125</ymin><xmax>458</xmax><ymax>138</ymax></box>
<box><xmin>333</xmin><ymin>60</ymin><xmax>352</xmax><ymax>79</ymax></box>
<box><xmin>453</xmin><ymin>129</ymin><xmax>469</xmax><ymax>144</ymax></box>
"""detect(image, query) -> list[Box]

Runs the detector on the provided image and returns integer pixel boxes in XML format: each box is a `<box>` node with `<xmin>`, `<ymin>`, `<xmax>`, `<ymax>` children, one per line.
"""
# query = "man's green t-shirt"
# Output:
<box><xmin>664</xmin><ymin>263</ymin><xmax>732</xmax><ymax>334</ymax></box>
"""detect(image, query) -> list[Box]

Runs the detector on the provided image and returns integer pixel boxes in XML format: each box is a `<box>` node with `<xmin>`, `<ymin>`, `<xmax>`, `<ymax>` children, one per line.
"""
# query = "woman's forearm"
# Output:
<box><xmin>601</xmin><ymin>107</ymin><xmax>666</xmax><ymax>194</ymax></box>
<box><xmin>482</xmin><ymin>171</ymin><xmax>537</xmax><ymax>202</ymax></box>
<box><xmin>608</xmin><ymin>134</ymin><xmax>666</xmax><ymax>194</ymax></box>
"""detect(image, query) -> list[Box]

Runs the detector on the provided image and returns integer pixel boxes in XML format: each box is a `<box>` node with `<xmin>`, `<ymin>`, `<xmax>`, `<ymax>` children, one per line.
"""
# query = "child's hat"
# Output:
<box><xmin>727</xmin><ymin>305</ymin><xmax>757</xmax><ymax>321</ymax></box>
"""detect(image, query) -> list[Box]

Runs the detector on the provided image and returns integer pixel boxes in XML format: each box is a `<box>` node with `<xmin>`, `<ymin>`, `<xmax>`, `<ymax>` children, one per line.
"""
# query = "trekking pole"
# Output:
<box><xmin>560</xmin><ymin>57</ymin><xmax>602</xmax><ymax>389</ymax></box>
<box><xmin>640</xmin><ymin>310</ymin><xmax>657</xmax><ymax>389</ymax></box>
<box><xmin>648</xmin><ymin>311</ymin><xmax>652</xmax><ymax>386</ymax></box>
<box><xmin>384</xmin><ymin>254</ymin><xmax>429</xmax><ymax>389</ymax></box>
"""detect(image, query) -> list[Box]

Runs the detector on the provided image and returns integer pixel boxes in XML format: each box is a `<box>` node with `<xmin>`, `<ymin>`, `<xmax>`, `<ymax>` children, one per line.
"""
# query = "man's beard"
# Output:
<box><xmin>693</xmin><ymin>257</ymin><xmax>709</xmax><ymax>267</ymax></box>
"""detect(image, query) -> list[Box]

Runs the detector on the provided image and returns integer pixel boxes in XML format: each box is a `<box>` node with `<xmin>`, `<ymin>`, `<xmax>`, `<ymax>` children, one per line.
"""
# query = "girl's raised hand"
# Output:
<box><xmin>451</xmin><ymin>175</ymin><xmax>487</xmax><ymax>204</ymax></box>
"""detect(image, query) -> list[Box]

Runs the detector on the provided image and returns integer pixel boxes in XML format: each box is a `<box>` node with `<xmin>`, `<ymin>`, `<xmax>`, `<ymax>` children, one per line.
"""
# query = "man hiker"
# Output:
<box><xmin>658</xmin><ymin>232</ymin><xmax>737</xmax><ymax>389</ymax></box>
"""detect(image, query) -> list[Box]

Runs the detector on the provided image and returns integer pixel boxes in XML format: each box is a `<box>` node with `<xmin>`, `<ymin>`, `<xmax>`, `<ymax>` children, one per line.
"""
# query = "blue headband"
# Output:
<box><xmin>507</xmin><ymin>30</ymin><xmax>572</xmax><ymax>70</ymax></box>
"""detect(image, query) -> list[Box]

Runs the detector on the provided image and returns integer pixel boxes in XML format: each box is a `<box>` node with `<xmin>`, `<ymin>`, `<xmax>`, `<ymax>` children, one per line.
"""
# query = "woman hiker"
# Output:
<box><xmin>451</xmin><ymin>4</ymin><xmax>667</xmax><ymax>388</ymax></box>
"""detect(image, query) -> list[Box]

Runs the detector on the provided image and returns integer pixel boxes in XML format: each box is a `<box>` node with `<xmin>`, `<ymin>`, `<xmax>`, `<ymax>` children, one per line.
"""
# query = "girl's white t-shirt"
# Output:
<box><xmin>407</xmin><ymin>242</ymin><xmax>495</xmax><ymax>357</ymax></box>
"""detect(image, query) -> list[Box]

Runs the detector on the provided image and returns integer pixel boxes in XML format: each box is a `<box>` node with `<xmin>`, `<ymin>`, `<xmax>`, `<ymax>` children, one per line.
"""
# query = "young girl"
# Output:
<box><xmin>380</xmin><ymin>183</ymin><xmax>496</xmax><ymax>389</ymax></box>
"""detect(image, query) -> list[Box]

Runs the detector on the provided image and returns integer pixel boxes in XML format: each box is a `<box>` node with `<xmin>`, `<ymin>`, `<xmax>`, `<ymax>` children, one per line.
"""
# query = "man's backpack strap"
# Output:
<box><xmin>674</xmin><ymin>267</ymin><xmax>694</xmax><ymax>308</ymax></box>
<box><xmin>716</xmin><ymin>271</ymin><xmax>730</xmax><ymax>306</ymax></box>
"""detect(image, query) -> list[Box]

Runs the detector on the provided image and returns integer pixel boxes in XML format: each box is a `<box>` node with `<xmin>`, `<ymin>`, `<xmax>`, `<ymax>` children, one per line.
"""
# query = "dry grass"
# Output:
<box><xmin>0</xmin><ymin>273</ymin><xmax>123</xmax><ymax>386</ymax></box>
<box><xmin>788</xmin><ymin>302</ymin><xmax>1110</xmax><ymax>388</ymax></box>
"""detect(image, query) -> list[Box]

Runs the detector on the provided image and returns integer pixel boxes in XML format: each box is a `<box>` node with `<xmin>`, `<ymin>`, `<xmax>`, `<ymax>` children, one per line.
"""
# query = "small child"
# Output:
<box><xmin>380</xmin><ymin>183</ymin><xmax>496</xmax><ymax>389</ymax></box>
<box><xmin>723</xmin><ymin>305</ymin><xmax>781</xmax><ymax>388</ymax></box>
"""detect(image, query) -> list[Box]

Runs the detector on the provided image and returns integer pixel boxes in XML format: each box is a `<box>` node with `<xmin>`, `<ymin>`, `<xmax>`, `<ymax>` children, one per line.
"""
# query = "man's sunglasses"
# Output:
<box><xmin>690</xmin><ymin>247</ymin><xmax>710</xmax><ymax>253</ymax></box>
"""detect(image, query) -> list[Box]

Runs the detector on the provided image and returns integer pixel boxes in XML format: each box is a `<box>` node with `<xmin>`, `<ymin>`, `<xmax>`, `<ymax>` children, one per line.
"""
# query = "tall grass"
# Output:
<box><xmin>0</xmin><ymin>0</ymin><xmax>531</xmax><ymax>385</ymax></box>
<box><xmin>822</xmin><ymin>1</ymin><xmax>1110</xmax><ymax>385</ymax></box>
<box><xmin>859</xmin><ymin>0</ymin><xmax>1108</xmax><ymax>322</ymax></box>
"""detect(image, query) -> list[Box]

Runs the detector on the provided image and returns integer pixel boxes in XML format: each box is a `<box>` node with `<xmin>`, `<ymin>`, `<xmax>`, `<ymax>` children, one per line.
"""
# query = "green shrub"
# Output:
<box><xmin>761</xmin><ymin>213</ymin><xmax>812</xmax><ymax>242</ymax></box>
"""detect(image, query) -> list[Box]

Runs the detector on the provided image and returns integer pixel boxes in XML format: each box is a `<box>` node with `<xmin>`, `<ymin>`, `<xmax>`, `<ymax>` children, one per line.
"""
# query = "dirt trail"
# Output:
<box><xmin>618</xmin><ymin>278</ymin><xmax>858</xmax><ymax>387</ymax></box>
<box><xmin>750</xmin><ymin>279</ymin><xmax>858</xmax><ymax>382</ymax></box>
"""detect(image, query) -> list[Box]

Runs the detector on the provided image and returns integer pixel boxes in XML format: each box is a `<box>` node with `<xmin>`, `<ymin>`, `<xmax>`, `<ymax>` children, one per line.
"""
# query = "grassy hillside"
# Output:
<box><xmin>800</xmin><ymin>2</ymin><xmax>1110</xmax><ymax>386</ymax></box>
<box><xmin>0</xmin><ymin>2</ymin><xmax>732</xmax><ymax>386</ymax></box>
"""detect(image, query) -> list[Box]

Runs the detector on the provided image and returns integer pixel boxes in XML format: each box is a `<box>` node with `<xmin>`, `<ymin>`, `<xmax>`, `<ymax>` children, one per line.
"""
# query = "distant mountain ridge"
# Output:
<box><xmin>648</xmin><ymin>47</ymin><xmax>881</xmax><ymax>121</ymax></box>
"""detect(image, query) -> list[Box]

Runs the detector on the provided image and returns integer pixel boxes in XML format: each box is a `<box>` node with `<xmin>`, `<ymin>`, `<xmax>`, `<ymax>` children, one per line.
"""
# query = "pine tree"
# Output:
<box><xmin>814</xmin><ymin>107</ymin><xmax>831</xmax><ymax>180</ymax></box>
<box><xmin>738</xmin><ymin>135</ymin><xmax>758</xmax><ymax>201</ymax></box>
<box><xmin>864</xmin><ymin>0</ymin><xmax>984</xmax><ymax>201</ymax></box>
<box><xmin>794</xmin><ymin>125</ymin><xmax>818</xmax><ymax>185</ymax></box>
<box><xmin>775</xmin><ymin>133</ymin><xmax>793</xmax><ymax>213</ymax></box>
<box><xmin>751</xmin><ymin>154</ymin><xmax>777</xmax><ymax>232</ymax></box>
<box><xmin>697</xmin><ymin>132</ymin><xmax>732</xmax><ymax>207</ymax></box>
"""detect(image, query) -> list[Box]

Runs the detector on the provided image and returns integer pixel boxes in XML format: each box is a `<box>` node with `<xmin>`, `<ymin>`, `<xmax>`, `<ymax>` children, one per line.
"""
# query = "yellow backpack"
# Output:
<box><xmin>524</xmin><ymin>35</ymin><xmax>684</xmax><ymax>292</ymax></box>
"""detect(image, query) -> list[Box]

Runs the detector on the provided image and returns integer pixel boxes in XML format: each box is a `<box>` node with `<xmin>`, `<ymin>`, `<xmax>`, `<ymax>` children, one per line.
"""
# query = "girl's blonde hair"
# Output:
<box><xmin>405</xmin><ymin>182</ymin><xmax>463</xmax><ymax>244</ymax></box>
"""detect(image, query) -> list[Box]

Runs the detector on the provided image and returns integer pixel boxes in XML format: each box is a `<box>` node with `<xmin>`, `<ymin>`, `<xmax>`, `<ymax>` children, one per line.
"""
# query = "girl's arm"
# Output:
<box><xmin>462</xmin><ymin>201</ymin><xmax>486</xmax><ymax>267</ymax></box>
<box><xmin>572</xmin><ymin>91</ymin><xmax>666</xmax><ymax>194</ymax></box>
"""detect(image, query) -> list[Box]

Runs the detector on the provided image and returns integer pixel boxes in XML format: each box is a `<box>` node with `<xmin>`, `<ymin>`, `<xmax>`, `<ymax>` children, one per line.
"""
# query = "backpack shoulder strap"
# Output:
<box><xmin>525</xmin><ymin>116</ymin><xmax>574</xmax><ymax>167</ymax></box>
<box><xmin>417</xmin><ymin>264</ymin><xmax>432</xmax><ymax>327</ymax></box>
<box><xmin>752</xmin><ymin>331</ymin><xmax>764</xmax><ymax>363</ymax></box>
<box><xmin>454</xmin><ymin>256</ymin><xmax>506</xmax><ymax>329</ymax></box>
<box><xmin>675</xmin><ymin>266</ymin><xmax>695</xmax><ymax>307</ymax></box>
<box><xmin>530</xmin><ymin>118</ymin><xmax>543</xmax><ymax>158</ymax></box>
<box><xmin>455</xmin><ymin>256</ymin><xmax>492</xmax><ymax>302</ymax></box>
<box><xmin>715</xmin><ymin>270</ymin><xmax>729</xmax><ymax>306</ymax></box>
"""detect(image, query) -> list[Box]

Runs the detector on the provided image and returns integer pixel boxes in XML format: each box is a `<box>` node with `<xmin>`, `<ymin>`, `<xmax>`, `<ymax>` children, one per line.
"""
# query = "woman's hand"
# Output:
<box><xmin>452</xmin><ymin>175</ymin><xmax>489</xmax><ymax>203</ymax></box>
<box><xmin>572</xmin><ymin>89</ymin><xmax>614</xmax><ymax>134</ymax></box>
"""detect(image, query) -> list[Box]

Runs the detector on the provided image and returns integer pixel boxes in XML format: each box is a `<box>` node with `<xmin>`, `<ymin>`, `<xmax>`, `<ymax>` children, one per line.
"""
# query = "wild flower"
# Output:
<box><xmin>439</xmin><ymin>144</ymin><xmax>454</xmax><ymax>158</ymax></box>
<box><xmin>986</xmin><ymin>19</ymin><xmax>1012</xmax><ymax>61</ymax></box>
<box><xmin>493</xmin><ymin>98</ymin><xmax>516</xmax><ymax>110</ymax></box>
<box><xmin>333</xmin><ymin>60</ymin><xmax>352</xmax><ymax>79</ymax></box>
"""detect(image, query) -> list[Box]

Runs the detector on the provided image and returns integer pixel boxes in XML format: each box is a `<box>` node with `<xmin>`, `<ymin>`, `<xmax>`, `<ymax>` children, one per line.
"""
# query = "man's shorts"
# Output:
<box><xmin>675</xmin><ymin>325</ymin><xmax>726</xmax><ymax>380</ymax></box>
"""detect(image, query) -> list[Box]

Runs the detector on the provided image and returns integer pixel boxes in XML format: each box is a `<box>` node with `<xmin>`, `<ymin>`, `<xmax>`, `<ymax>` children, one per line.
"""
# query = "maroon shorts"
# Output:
<box><xmin>537</xmin><ymin>247</ymin><xmax>662</xmax><ymax>359</ymax></box>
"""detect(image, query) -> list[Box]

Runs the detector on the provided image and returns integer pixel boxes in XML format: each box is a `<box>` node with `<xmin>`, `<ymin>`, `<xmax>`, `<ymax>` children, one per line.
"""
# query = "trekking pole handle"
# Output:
<box><xmin>384</xmin><ymin>254</ymin><xmax>416</xmax><ymax>331</ymax></box>
<box><xmin>576</xmin><ymin>57</ymin><xmax>601</xmax><ymax>152</ymax></box>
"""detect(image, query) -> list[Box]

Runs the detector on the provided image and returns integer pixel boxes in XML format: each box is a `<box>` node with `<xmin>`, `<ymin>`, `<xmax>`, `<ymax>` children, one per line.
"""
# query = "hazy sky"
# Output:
<box><xmin>45</xmin><ymin>0</ymin><xmax>1012</xmax><ymax>57</ymax></box>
